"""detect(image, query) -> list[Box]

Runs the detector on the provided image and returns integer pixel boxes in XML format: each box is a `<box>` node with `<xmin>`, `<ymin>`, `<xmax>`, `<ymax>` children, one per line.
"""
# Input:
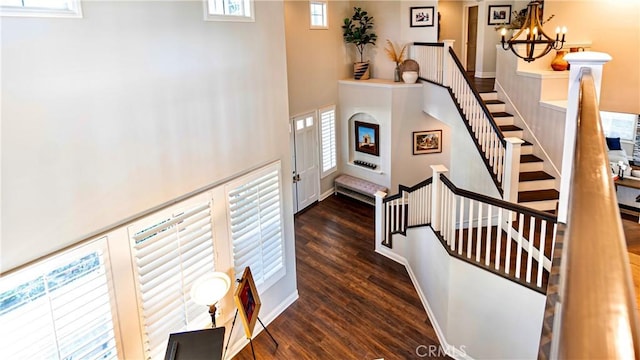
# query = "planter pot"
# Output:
<box><xmin>353</xmin><ymin>62</ymin><xmax>371</xmax><ymax>80</ymax></box>
<box><xmin>550</xmin><ymin>50</ymin><xmax>569</xmax><ymax>71</ymax></box>
<box><xmin>402</xmin><ymin>71</ymin><xmax>418</xmax><ymax>84</ymax></box>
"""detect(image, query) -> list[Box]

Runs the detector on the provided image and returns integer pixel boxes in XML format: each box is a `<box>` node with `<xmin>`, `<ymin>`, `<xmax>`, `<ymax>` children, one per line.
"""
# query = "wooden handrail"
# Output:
<box><xmin>383</xmin><ymin>177</ymin><xmax>432</xmax><ymax>203</ymax></box>
<box><xmin>413</xmin><ymin>42</ymin><xmax>445</xmax><ymax>47</ymax></box>
<box><xmin>447</xmin><ymin>47</ymin><xmax>505</xmax><ymax>145</ymax></box>
<box><xmin>439</xmin><ymin>174</ymin><xmax>557</xmax><ymax>223</ymax></box>
<box><xmin>557</xmin><ymin>69</ymin><xmax>640</xmax><ymax>358</ymax></box>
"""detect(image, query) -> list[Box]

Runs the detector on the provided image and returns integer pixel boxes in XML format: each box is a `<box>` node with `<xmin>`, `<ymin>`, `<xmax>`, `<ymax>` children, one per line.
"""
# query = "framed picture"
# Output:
<box><xmin>410</xmin><ymin>6</ymin><xmax>435</xmax><ymax>27</ymax></box>
<box><xmin>233</xmin><ymin>267</ymin><xmax>262</xmax><ymax>339</ymax></box>
<box><xmin>354</xmin><ymin>121</ymin><xmax>379</xmax><ymax>156</ymax></box>
<box><xmin>488</xmin><ymin>5</ymin><xmax>511</xmax><ymax>26</ymax></box>
<box><xmin>413</xmin><ymin>130</ymin><xmax>442</xmax><ymax>155</ymax></box>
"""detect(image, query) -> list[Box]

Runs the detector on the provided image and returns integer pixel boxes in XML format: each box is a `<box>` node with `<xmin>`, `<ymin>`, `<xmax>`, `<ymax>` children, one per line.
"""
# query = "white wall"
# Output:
<box><xmin>348</xmin><ymin>1</ymin><xmax>438</xmax><ymax>82</ymax></box>
<box><xmin>1</xmin><ymin>0</ymin><xmax>296</xmax><ymax>294</ymax></box>
<box><xmin>390</xmin><ymin>87</ymin><xmax>450</xmax><ymax>191</ymax></box>
<box><xmin>284</xmin><ymin>0</ymin><xmax>351</xmax><ymax>195</ymax></box>
<box><xmin>383</xmin><ymin>226</ymin><xmax>546</xmax><ymax>359</ymax></box>
<box><xmin>422</xmin><ymin>81</ymin><xmax>501</xmax><ymax>199</ymax></box>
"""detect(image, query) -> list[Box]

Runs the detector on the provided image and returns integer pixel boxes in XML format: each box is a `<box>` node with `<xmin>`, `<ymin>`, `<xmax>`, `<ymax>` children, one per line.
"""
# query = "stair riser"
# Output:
<box><xmin>519</xmin><ymin>199</ymin><xmax>558</xmax><ymax>212</ymax></box>
<box><xmin>518</xmin><ymin>179</ymin><xmax>556</xmax><ymax>191</ymax></box>
<box><xmin>520</xmin><ymin>161</ymin><xmax>543</xmax><ymax>172</ymax></box>
<box><xmin>480</xmin><ymin>92</ymin><xmax>498</xmax><ymax>101</ymax></box>
<box><xmin>521</xmin><ymin>145</ymin><xmax>533</xmax><ymax>155</ymax></box>
<box><xmin>494</xmin><ymin>116</ymin><xmax>514</xmax><ymax>126</ymax></box>
<box><xmin>486</xmin><ymin>103</ymin><xmax>505</xmax><ymax>113</ymax></box>
<box><xmin>502</xmin><ymin>130</ymin><xmax>524</xmax><ymax>138</ymax></box>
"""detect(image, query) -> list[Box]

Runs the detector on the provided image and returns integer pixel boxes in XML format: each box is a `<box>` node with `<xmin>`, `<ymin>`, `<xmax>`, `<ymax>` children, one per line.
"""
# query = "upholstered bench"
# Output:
<box><xmin>334</xmin><ymin>174</ymin><xmax>387</xmax><ymax>205</ymax></box>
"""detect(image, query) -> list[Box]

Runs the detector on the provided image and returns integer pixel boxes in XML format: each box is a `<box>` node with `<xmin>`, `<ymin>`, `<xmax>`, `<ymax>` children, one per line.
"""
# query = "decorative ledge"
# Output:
<box><xmin>516</xmin><ymin>70</ymin><xmax>570</xmax><ymax>79</ymax></box>
<box><xmin>347</xmin><ymin>161</ymin><xmax>383</xmax><ymax>174</ymax></box>
<box><xmin>339</xmin><ymin>78</ymin><xmax>423</xmax><ymax>88</ymax></box>
<box><xmin>540</xmin><ymin>100</ymin><xmax>568</xmax><ymax>111</ymax></box>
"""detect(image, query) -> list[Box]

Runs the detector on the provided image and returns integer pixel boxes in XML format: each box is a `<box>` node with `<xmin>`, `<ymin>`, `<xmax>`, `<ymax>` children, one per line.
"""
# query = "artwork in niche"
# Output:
<box><xmin>234</xmin><ymin>267</ymin><xmax>262</xmax><ymax>339</ymax></box>
<box><xmin>354</xmin><ymin>121</ymin><xmax>380</xmax><ymax>156</ymax></box>
<box><xmin>410</xmin><ymin>6</ymin><xmax>434</xmax><ymax>27</ymax></box>
<box><xmin>413</xmin><ymin>130</ymin><xmax>442</xmax><ymax>155</ymax></box>
<box><xmin>488</xmin><ymin>5</ymin><xmax>512</xmax><ymax>26</ymax></box>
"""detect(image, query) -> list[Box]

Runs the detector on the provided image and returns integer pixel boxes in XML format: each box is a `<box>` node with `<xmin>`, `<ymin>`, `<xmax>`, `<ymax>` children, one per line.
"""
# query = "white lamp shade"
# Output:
<box><xmin>190</xmin><ymin>272</ymin><xmax>231</xmax><ymax>306</ymax></box>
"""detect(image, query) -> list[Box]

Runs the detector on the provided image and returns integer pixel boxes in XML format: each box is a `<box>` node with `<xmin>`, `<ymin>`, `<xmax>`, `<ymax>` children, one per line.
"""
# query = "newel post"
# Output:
<box><xmin>503</xmin><ymin>137</ymin><xmax>525</xmax><ymax>203</ymax></box>
<box><xmin>441</xmin><ymin>40</ymin><xmax>455</xmax><ymax>87</ymax></box>
<box><xmin>557</xmin><ymin>52</ymin><xmax>612</xmax><ymax>223</ymax></box>
<box><xmin>374</xmin><ymin>190</ymin><xmax>388</xmax><ymax>250</ymax></box>
<box><xmin>430</xmin><ymin>165</ymin><xmax>449</xmax><ymax>232</ymax></box>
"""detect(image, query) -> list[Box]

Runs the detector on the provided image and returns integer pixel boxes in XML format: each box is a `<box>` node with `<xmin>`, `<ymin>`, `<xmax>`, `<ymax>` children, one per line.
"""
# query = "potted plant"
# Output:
<box><xmin>342</xmin><ymin>7</ymin><xmax>377</xmax><ymax>80</ymax></box>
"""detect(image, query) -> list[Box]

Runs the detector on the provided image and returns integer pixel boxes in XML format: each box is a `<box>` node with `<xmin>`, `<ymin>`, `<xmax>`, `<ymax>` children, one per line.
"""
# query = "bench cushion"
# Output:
<box><xmin>335</xmin><ymin>174</ymin><xmax>387</xmax><ymax>195</ymax></box>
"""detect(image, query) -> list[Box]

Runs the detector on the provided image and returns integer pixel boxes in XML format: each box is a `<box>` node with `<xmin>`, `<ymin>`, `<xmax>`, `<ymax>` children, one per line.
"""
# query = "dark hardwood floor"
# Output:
<box><xmin>466</xmin><ymin>72</ymin><xmax>495</xmax><ymax>93</ymax></box>
<box><xmin>234</xmin><ymin>195</ymin><xmax>447</xmax><ymax>359</ymax></box>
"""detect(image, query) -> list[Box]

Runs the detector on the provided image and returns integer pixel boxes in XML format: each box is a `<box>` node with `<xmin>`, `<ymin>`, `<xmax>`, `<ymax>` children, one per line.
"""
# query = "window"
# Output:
<box><xmin>205</xmin><ymin>0</ymin><xmax>254</xmax><ymax>22</ymax></box>
<box><xmin>0</xmin><ymin>239</ymin><xmax>119</xmax><ymax>359</ymax></box>
<box><xmin>309</xmin><ymin>0</ymin><xmax>327</xmax><ymax>29</ymax></box>
<box><xmin>319</xmin><ymin>105</ymin><xmax>337</xmax><ymax>177</ymax></box>
<box><xmin>226</xmin><ymin>161</ymin><xmax>285</xmax><ymax>291</ymax></box>
<box><xmin>129</xmin><ymin>195</ymin><xmax>216</xmax><ymax>360</ymax></box>
<box><xmin>0</xmin><ymin>0</ymin><xmax>82</xmax><ymax>18</ymax></box>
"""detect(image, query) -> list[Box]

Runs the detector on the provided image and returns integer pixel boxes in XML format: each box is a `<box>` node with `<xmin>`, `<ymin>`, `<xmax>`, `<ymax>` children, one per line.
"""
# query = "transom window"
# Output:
<box><xmin>205</xmin><ymin>0</ymin><xmax>254</xmax><ymax>22</ymax></box>
<box><xmin>309</xmin><ymin>0</ymin><xmax>327</xmax><ymax>29</ymax></box>
<box><xmin>0</xmin><ymin>0</ymin><xmax>82</xmax><ymax>18</ymax></box>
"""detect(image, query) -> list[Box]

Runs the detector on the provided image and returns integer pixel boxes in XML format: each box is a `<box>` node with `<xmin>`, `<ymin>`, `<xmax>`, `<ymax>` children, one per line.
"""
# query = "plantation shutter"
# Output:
<box><xmin>0</xmin><ymin>240</ymin><xmax>118</xmax><ymax>360</ymax></box>
<box><xmin>130</xmin><ymin>197</ymin><xmax>215</xmax><ymax>360</ymax></box>
<box><xmin>319</xmin><ymin>105</ymin><xmax>337</xmax><ymax>177</ymax></box>
<box><xmin>227</xmin><ymin>162</ymin><xmax>285</xmax><ymax>288</ymax></box>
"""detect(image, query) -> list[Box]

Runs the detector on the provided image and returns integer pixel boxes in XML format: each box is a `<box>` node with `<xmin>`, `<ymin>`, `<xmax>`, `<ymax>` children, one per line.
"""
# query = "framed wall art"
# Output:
<box><xmin>354</xmin><ymin>121</ymin><xmax>379</xmax><ymax>156</ymax></box>
<box><xmin>410</xmin><ymin>6</ymin><xmax>434</xmax><ymax>27</ymax></box>
<box><xmin>233</xmin><ymin>267</ymin><xmax>262</xmax><ymax>339</ymax></box>
<box><xmin>488</xmin><ymin>5</ymin><xmax>511</xmax><ymax>26</ymax></box>
<box><xmin>413</xmin><ymin>130</ymin><xmax>442</xmax><ymax>155</ymax></box>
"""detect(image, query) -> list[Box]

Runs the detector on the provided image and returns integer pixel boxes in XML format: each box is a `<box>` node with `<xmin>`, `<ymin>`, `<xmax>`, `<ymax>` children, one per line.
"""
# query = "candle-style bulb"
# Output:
<box><xmin>562</xmin><ymin>26</ymin><xmax>567</xmax><ymax>34</ymax></box>
<box><xmin>501</xmin><ymin>28</ymin><xmax>506</xmax><ymax>36</ymax></box>
<box><xmin>555</xmin><ymin>26</ymin><xmax>560</xmax><ymax>34</ymax></box>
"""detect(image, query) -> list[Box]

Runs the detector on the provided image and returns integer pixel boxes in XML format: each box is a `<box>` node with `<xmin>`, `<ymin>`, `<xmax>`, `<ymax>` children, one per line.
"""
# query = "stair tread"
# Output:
<box><xmin>522</xmin><ymin>140</ymin><xmax>533</xmax><ymax>147</ymax></box>
<box><xmin>519</xmin><ymin>171</ymin><xmax>555</xmax><ymax>182</ymax></box>
<box><xmin>484</xmin><ymin>99</ymin><xmax>504</xmax><ymax>105</ymax></box>
<box><xmin>479</xmin><ymin>90</ymin><xmax>497</xmax><ymax>94</ymax></box>
<box><xmin>499</xmin><ymin>124</ymin><xmax>522</xmax><ymax>131</ymax></box>
<box><xmin>521</xmin><ymin>154</ymin><xmax>543</xmax><ymax>163</ymax></box>
<box><xmin>492</xmin><ymin>111</ymin><xmax>513</xmax><ymax>117</ymax></box>
<box><xmin>518</xmin><ymin>189</ymin><xmax>560</xmax><ymax>202</ymax></box>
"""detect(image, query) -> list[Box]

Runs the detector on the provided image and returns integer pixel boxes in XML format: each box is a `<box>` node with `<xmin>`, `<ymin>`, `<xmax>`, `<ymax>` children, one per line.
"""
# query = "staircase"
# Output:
<box><xmin>479</xmin><ymin>91</ymin><xmax>560</xmax><ymax>212</ymax></box>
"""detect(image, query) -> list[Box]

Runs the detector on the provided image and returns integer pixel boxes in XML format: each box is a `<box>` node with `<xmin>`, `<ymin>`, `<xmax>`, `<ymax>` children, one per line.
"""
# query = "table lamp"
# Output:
<box><xmin>190</xmin><ymin>272</ymin><xmax>231</xmax><ymax>328</ymax></box>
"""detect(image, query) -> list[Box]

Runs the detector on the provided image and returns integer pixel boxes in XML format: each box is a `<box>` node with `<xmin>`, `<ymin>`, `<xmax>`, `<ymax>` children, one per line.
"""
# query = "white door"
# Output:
<box><xmin>291</xmin><ymin>113</ymin><xmax>320</xmax><ymax>213</ymax></box>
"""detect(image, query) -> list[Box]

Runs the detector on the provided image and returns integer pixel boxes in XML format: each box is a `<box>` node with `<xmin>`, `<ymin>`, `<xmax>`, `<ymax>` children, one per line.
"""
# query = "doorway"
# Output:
<box><xmin>465</xmin><ymin>5</ymin><xmax>478</xmax><ymax>73</ymax></box>
<box><xmin>290</xmin><ymin>113</ymin><xmax>320</xmax><ymax>214</ymax></box>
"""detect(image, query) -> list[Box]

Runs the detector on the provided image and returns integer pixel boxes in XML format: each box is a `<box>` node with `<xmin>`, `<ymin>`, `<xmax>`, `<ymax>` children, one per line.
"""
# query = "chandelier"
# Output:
<box><xmin>500</xmin><ymin>1</ymin><xmax>566</xmax><ymax>62</ymax></box>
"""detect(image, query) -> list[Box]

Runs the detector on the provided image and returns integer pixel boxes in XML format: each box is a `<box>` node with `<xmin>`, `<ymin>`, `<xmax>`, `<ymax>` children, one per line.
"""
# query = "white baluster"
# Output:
<box><xmin>526</xmin><ymin>216</ymin><xmax>536</xmax><ymax>283</ymax></box>
<box><xmin>486</xmin><ymin>205</ymin><xmax>493</xmax><ymax>266</ymax></box>
<box><xmin>505</xmin><ymin>210</ymin><xmax>513</xmax><ymax>274</ymax></box>
<box><xmin>515</xmin><ymin>213</ymin><xmax>525</xmax><ymax>279</ymax></box>
<box><xmin>495</xmin><ymin>207</ymin><xmax>503</xmax><ymax>270</ymax></box>
<box><xmin>537</xmin><ymin>220</ymin><xmax>548</xmax><ymax>287</ymax></box>
<box><xmin>458</xmin><ymin>196</ymin><xmax>464</xmax><ymax>255</ymax></box>
<box><xmin>476</xmin><ymin>202</ymin><xmax>483</xmax><ymax>262</ymax></box>
<box><xmin>467</xmin><ymin>199</ymin><xmax>474</xmax><ymax>259</ymax></box>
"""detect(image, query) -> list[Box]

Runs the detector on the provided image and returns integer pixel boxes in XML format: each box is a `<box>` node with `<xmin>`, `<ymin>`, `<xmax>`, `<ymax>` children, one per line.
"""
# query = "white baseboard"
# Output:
<box><xmin>474</xmin><ymin>71</ymin><xmax>496</xmax><ymax>79</ymax></box>
<box><xmin>320</xmin><ymin>188</ymin><xmax>334</xmax><ymax>201</ymax></box>
<box><xmin>224</xmin><ymin>290</ymin><xmax>299</xmax><ymax>359</ymax></box>
<box><xmin>375</xmin><ymin>234</ymin><xmax>475</xmax><ymax>360</ymax></box>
